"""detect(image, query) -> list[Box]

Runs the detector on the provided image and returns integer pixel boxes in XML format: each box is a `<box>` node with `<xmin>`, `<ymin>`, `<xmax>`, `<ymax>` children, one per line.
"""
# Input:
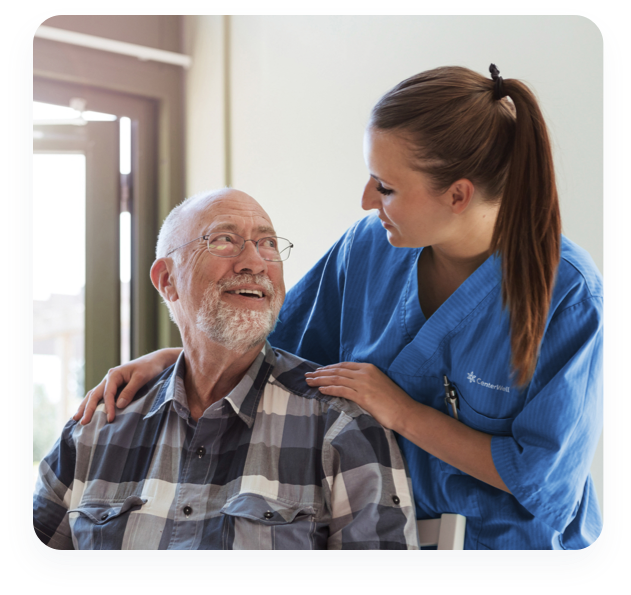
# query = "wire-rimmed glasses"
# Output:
<box><xmin>167</xmin><ymin>231</ymin><xmax>293</xmax><ymax>262</ymax></box>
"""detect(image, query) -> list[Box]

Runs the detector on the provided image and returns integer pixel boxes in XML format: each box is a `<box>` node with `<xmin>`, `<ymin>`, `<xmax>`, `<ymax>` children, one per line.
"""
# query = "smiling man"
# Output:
<box><xmin>33</xmin><ymin>188</ymin><xmax>419</xmax><ymax>550</ymax></box>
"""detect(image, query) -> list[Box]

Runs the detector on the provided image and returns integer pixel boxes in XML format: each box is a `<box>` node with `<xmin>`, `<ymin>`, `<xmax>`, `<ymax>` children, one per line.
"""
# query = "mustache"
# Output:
<box><xmin>215</xmin><ymin>273</ymin><xmax>275</xmax><ymax>297</ymax></box>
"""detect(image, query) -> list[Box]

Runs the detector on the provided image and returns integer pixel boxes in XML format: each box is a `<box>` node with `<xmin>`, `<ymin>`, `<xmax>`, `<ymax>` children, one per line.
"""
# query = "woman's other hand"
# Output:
<box><xmin>72</xmin><ymin>348</ymin><xmax>182</xmax><ymax>425</ymax></box>
<box><xmin>305</xmin><ymin>362</ymin><xmax>415</xmax><ymax>431</ymax></box>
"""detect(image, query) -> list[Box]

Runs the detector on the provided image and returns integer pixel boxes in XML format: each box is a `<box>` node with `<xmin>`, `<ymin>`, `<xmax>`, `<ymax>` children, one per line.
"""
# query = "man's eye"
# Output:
<box><xmin>261</xmin><ymin>238</ymin><xmax>277</xmax><ymax>248</ymax></box>
<box><xmin>213</xmin><ymin>234</ymin><xmax>236</xmax><ymax>243</ymax></box>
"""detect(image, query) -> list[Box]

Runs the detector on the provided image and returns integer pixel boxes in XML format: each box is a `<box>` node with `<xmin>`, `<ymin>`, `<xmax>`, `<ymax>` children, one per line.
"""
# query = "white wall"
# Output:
<box><xmin>185</xmin><ymin>16</ymin><xmax>602</xmax><ymax>282</ymax></box>
<box><xmin>184</xmin><ymin>15</ymin><xmax>603</xmax><ymax>513</ymax></box>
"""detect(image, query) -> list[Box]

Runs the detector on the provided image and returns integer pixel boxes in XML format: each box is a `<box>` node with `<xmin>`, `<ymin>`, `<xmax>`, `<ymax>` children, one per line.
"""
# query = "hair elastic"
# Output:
<box><xmin>489</xmin><ymin>63</ymin><xmax>507</xmax><ymax>100</ymax></box>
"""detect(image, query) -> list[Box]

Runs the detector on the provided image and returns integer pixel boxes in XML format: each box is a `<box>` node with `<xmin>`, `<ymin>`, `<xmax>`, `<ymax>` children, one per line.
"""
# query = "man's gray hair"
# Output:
<box><xmin>156</xmin><ymin>188</ymin><xmax>227</xmax><ymax>264</ymax></box>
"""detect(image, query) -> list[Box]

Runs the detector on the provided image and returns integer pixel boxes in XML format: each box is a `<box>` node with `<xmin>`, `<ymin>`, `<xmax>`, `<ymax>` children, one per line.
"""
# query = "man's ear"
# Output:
<box><xmin>445</xmin><ymin>178</ymin><xmax>476</xmax><ymax>214</ymax></box>
<box><xmin>150</xmin><ymin>258</ymin><xmax>179</xmax><ymax>303</ymax></box>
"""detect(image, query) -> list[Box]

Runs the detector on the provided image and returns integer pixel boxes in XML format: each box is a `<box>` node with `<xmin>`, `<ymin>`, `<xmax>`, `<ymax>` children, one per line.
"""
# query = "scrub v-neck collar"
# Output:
<box><xmin>391</xmin><ymin>247</ymin><xmax>503</xmax><ymax>377</ymax></box>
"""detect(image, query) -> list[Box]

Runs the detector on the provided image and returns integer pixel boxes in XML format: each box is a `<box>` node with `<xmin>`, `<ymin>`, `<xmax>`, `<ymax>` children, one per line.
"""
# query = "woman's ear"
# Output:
<box><xmin>446</xmin><ymin>178</ymin><xmax>476</xmax><ymax>214</ymax></box>
<box><xmin>150</xmin><ymin>258</ymin><xmax>179</xmax><ymax>303</ymax></box>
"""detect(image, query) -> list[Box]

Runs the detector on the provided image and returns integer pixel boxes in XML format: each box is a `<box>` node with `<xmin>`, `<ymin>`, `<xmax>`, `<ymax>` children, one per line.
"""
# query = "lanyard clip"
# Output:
<box><xmin>443</xmin><ymin>375</ymin><xmax>459</xmax><ymax>421</ymax></box>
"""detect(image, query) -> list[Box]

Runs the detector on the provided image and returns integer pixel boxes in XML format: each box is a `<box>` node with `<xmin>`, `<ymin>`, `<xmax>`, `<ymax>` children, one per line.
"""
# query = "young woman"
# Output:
<box><xmin>75</xmin><ymin>65</ymin><xmax>603</xmax><ymax>549</ymax></box>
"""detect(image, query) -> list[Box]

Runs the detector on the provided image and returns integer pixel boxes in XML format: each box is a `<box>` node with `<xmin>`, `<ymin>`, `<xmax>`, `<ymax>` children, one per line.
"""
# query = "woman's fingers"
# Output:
<box><xmin>315</xmin><ymin>362</ymin><xmax>364</xmax><ymax>372</ymax></box>
<box><xmin>306</xmin><ymin>373</ymin><xmax>358</xmax><ymax>391</ymax></box>
<box><xmin>115</xmin><ymin>374</ymin><xmax>148</xmax><ymax>409</ymax></box>
<box><xmin>317</xmin><ymin>384</ymin><xmax>360</xmax><ymax>400</ymax></box>
<box><xmin>305</xmin><ymin>368</ymin><xmax>356</xmax><ymax>381</ymax></box>
<box><xmin>79</xmin><ymin>379</ymin><xmax>107</xmax><ymax>425</ymax></box>
<box><xmin>73</xmin><ymin>390</ymin><xmax>93</xmax><ymax>421</ymax></box>
<box><xmin>80</xmin><ymin>367</ymin><xmax>126</xmax><ymax>425</ymax></box>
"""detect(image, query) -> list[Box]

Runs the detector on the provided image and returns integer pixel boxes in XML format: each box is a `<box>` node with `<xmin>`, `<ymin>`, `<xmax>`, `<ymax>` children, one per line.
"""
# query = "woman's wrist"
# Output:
<box><xmin>158</xmin><ymin>347</ymin><xmax>183</xmax><ymax>367</ymax></box>
<box><xmin>390</xmin><ymin>395</ymin><xmax>424</xmax><ymax>436</ymax></box>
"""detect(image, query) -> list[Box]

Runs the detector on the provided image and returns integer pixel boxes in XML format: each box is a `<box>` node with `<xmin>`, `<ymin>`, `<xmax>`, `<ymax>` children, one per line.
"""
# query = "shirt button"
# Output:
<box><xmin>101</xmin><ymin>513</ymin><xmax>109</xmax><ymax>520</ymax></box>
<box><xmin>196</xmin><ymin>446</ymin><xmax>206</xmax><ymax>458</ymax></box>
<box><xmin>392</xmin><ymin>495</ymin><xmax>400</xmax><ymax>505</ymax></box>
<box><xmin>263</xmin><ymin>511</ymin><xmax>273</xmax><ymax>519</ymax></box>
<box><xmin>183</xmin><ymin>506</ymin><xmax>193</xmax><ymax>517</ymax></box>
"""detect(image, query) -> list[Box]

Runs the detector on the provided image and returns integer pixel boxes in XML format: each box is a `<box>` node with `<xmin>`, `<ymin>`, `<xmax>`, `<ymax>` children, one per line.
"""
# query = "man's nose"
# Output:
<box><xmin>361</xmin><ymin>180</ymin><xmax>382</xmax><ymax>211</ymax></box>
<box><xmin>233</xmin><ymin>240</ymin><xmax>268</xmax><ymax>275</ymax></box>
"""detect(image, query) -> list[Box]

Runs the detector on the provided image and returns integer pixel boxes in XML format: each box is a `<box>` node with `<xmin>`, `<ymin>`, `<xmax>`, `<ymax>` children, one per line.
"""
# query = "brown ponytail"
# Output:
<box><xmin>370</xmin><ymin>66</ymin><xmax>561</xmax><ymax>386</ymax></box>
<box><xmin>490</xmin><ymin>78</ymin><xmax>561</xmax><ymax>385</ymax></box>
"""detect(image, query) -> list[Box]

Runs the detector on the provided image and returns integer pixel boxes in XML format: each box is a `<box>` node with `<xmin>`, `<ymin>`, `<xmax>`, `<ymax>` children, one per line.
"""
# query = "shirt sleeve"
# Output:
<box><xmin>33</xmin><ymin>419</ymin><xmax>78</xmax><ymax>549</ymax></box>
<box><xmin>269</xmin><ymin>222</ymin><xmax>357</xmax><ymax>366</ymax></box>
<box><xmin>322</xmin><ymin>408</ymin><xmax>420</xmax><ymax>549</ymax></box>
<box><xmin>491</xmin><ymin>296</ymin><xmax>603</xmax><ymax>536</ymax></box>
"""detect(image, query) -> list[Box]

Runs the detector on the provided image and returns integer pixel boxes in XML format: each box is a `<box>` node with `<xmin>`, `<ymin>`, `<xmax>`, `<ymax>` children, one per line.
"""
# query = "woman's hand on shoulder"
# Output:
<box><xmin>305</xmin><ymin>362</ymin><xmax>415</xmax><ymax>431</ymax></box>
<box><xmin>73</xmin><ymin>348</ymin><xmax>182</xmax><ymax>425</ymax></box>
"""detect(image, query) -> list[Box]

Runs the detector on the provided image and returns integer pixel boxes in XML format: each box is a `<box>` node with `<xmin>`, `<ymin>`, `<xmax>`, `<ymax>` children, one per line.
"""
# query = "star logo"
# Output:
<box><xmin>467</xmin><ymin>371</ymin><xmax>476</xmax><ymax>383</ymax></box>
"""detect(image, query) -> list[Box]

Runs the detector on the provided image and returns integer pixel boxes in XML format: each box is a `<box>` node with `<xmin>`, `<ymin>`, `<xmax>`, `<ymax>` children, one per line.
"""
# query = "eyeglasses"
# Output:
<box><xmin>167</xmin><ymin>231</ymin><xmax>293</xmax><ymax>262</ymax></box>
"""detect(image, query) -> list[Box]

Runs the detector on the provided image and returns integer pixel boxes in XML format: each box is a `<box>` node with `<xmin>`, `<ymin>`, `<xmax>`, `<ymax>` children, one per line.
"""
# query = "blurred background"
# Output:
<box><xmin>32</xmin><ymin>15</ymin><xmax>603</xmax><ymax>509</ymax></box>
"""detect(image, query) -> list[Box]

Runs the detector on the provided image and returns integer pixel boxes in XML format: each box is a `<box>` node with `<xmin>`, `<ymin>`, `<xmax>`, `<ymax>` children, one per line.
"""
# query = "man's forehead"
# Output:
<box><xmin>206</xmin><ymin>220</ymin><xmax>276</xmax><ymax>234</ymax></box>
<box><xmin>191</xmin><ymin>192</ymin><xmax>275</xmax><ymax>232</ymax></box>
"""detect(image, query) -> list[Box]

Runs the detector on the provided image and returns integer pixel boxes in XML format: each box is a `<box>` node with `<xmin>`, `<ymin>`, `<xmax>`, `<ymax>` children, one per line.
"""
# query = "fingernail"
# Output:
<box><xmin>118</xmin><ymin>398</ymin><xmax>128</xmax><ymax>408</ymax></box>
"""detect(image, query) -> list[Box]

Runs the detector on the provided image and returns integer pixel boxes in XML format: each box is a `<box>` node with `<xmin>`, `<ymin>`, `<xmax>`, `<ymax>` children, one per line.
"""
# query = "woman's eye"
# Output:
<box><xmin>376</xmin><ymin>183</ymin><xmax>393</xmax><ymax>196</ymax></box>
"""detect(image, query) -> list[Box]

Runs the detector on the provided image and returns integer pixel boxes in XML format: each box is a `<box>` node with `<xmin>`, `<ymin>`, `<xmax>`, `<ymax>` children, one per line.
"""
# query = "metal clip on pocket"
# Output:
<box><xmin>443</xmin><ymin>375</ymin><xmax>459</xmax><ymax>421</ymax></box>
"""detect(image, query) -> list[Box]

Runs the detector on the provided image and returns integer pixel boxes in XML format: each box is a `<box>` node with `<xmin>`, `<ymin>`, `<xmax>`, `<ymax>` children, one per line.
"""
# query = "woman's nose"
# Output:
<box><xmin>361</xmin><ymin>180</ymin><xmax>382</xmax><ymax>211</ymax></box>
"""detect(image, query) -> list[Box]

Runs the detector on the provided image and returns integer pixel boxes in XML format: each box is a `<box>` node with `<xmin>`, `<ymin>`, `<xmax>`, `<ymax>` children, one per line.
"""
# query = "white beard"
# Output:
<box><xmin>195</xmin><ymin>273</ymin><xmax>283</xmax><ymax>353</ymax></box>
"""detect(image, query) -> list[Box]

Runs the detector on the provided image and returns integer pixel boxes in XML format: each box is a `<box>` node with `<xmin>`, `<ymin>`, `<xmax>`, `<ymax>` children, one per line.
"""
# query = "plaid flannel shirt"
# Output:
<box><xmin>34</xmin><ymin>343</ymin><xmax>420</xmax><ymax>549</ymax></box>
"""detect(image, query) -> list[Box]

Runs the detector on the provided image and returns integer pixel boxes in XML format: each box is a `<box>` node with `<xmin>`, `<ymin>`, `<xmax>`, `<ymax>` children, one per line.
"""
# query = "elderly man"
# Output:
<box><xmin>33</xmin><ymin>189</ymin><xmax>419</xmax><ymax>550</ymax></box>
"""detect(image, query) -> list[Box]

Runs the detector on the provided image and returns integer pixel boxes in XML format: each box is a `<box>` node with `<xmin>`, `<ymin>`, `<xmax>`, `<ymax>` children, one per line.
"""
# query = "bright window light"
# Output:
<box><xmin>33</xmin><ymin>101</ymin><xmax>116</xmax><ymax>123</ymax></box>
<box><xmin>82</xmin><ymin>110</ymin><xmax>117</xmax><ymax>121</ymax></box>
<box><xmin>33</xmin><ymin>154</ymin><xmax>86</xmax><ymax>300</ymax></box>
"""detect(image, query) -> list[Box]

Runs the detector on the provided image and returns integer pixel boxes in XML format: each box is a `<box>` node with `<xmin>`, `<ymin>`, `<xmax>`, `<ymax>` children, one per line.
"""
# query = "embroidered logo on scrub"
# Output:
<box><xmin>467</xmin><ymin>371</ymin><xmax>510</xmax><ymax>393</ymax></box>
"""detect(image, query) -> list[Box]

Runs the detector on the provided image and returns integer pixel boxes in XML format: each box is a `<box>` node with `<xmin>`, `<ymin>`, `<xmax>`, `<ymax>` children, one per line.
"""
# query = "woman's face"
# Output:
<box><xmin>362</xmin><ymin>127</ymin><xmax>455</xmax><ymax>249</ymax></box>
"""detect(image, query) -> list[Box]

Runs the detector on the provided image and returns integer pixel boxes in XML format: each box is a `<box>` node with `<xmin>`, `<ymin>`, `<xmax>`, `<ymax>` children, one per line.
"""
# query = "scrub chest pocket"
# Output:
<box><xmin>436</xmin><ymin>382</ymin><xmax>516</xmax><ymax>476</ymax></box>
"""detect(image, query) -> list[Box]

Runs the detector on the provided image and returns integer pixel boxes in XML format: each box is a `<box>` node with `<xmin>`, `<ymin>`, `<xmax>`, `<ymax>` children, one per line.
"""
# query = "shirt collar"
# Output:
<box><xmin>144</xmin><ymin>341</ymin><xmax>276</xmax><ymax>428</ymax></box>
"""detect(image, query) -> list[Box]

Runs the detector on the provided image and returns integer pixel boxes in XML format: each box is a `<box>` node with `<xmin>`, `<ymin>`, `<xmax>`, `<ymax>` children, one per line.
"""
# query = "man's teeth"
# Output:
<box><xmin>231</xmin><ymin>289</ymin><xmax>263</xmax><ymax>298</ymax></box>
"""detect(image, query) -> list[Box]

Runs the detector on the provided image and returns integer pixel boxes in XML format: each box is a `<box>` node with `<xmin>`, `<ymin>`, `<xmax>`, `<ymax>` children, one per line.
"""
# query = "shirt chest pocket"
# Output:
<box><xmin>438</xmin><ymin>385</ymin><xmax>517</xmax><ymax>476</ymax></box>
<box><xmin>220</xmin><ymin>493</ymin><xmax>325</xmax><ymax>550</ymax></box>
<box><xmin>68</xmin><ymin>495</ymin><xmax>147</xmax><ymax>549</ymax></box>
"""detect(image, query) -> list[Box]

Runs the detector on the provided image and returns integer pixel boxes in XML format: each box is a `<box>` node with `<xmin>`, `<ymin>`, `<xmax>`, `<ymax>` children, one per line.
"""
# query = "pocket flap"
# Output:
<box><xmin>456</xmin><ymin>390</ymin><xmax>514</xmax><ymax>435</ymax></box>
<box><xmin>221</xmin><ymin>493</ymin><xmax>314</xmax><ymax>525</ymax></box>
<box><xmin>69</xmin><ymin>495</ymin><xmax>147</xmax><ymax>524</ymax></box>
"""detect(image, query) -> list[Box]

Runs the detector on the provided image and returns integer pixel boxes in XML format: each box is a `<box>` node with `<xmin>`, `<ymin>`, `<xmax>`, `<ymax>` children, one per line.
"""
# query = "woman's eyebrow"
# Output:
<box><xmin>370</xmin><ymin>173</ymin><xmax>394</xmax><ymax>186</ymax></box>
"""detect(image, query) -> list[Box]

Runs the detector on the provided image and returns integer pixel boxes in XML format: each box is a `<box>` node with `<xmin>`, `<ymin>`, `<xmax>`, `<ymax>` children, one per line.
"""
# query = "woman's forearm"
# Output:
<box><xmin>394</xmin><ymin>399</ymin><xmax>511</xmax><ymax>493</ymax></box>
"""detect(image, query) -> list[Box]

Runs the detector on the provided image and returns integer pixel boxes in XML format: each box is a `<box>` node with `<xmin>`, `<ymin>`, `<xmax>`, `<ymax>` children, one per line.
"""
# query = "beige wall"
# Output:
<box><xmin>183</xmin><ymin>16</ymin><xmax>227</xmax><ymax>197</ymax></box>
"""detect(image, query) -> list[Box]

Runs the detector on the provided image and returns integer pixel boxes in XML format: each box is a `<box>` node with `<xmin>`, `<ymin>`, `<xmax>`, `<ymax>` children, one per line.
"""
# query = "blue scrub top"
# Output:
<box><xmin>269</xmin><ymin>213</ymin><xmax>603</xmax><ymax>550</ymax></box>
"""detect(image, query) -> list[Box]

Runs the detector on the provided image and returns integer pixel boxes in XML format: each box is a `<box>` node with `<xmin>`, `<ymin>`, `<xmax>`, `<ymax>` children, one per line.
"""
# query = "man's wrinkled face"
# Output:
<box><xmin>171</xmin><ymin>190</ymin><xmax>286</xmax><ymax>352</ymax></box>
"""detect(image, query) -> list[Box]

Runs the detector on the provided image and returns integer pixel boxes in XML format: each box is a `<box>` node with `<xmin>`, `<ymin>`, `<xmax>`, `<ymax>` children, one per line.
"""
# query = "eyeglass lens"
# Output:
<box><xmin>206</xmin><ymin>233</ymin><xmax>291</xmax><ymax>261</ymax></box>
